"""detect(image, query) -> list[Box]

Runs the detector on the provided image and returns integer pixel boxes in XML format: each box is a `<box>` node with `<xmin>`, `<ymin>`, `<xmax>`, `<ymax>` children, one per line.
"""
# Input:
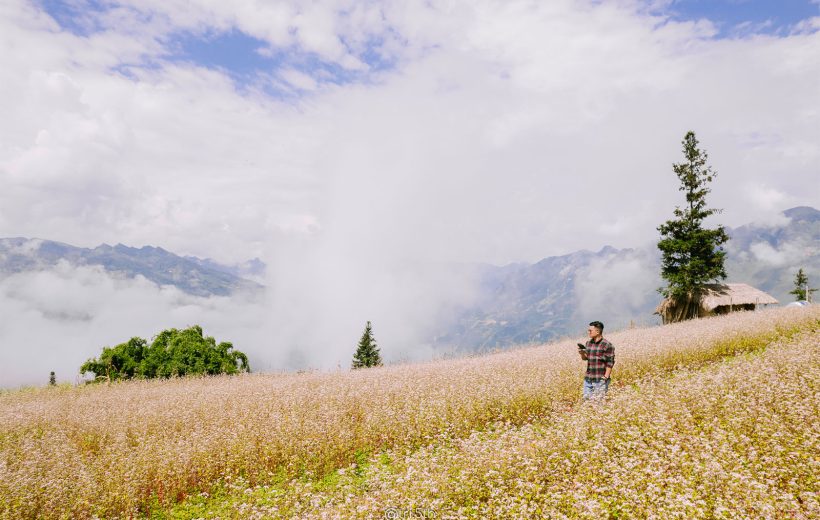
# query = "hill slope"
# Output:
<box><xmin>227</xmin><ymin>326</ymin><xmax>818</xmax><ymax>519</ymax></box>
<box><xmin>1</xmin><ymin>306</ymin><xmax>817</xmax><ymax>518</ymax></box>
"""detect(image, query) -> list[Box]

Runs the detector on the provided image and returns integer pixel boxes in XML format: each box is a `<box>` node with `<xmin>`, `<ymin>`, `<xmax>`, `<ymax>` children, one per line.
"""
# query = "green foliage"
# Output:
<box><xmin>48</xmin><ymin>372</ymin><xmax>56</xmax><ymax>386</ymax></box>
<box><xmin>80</xmin><ymin>326</ymin><xmax>250</xmax><ymax>382</ymax></box>
<box><xmin>789</xmin><ymin>267</ymin><xmax>817</xmax><ymax>302</ymax></box>
<box><xmin>351</xmin><ymin>321</ymin><xmax>382</xmax><ymax>369</ymax></box>
<box><xmin>657</xmin><ymin>131</ymin><xmax>729</xmax><ymax>312</ymax></box>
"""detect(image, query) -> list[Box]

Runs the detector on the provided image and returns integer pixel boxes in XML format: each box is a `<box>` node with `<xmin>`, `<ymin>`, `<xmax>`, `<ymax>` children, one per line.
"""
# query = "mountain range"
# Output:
<box><xmin>1</xmin><ymin>206</ymin><xmax>817</xmax><ymax>351</ymax></box>
<box><xmin>439</xmin><ymin>206</ymin><xmax>820</xmax><ymax>349</ymax></box>
<box><xmin>0</xmin><ymin>238</ymin><xmax>262</xmax><ymax>297</ymax></box>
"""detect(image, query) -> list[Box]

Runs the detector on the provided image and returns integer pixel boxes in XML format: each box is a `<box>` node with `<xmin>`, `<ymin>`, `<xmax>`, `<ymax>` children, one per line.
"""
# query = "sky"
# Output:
<box><xmin>1</xmin><ymin>0</ymin><xmax>819</xmax><ymax>386</ymax></box>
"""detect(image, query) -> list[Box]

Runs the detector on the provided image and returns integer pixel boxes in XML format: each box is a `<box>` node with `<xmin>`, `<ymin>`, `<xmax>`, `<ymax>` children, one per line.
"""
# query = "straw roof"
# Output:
<box><xmin>654</xmin><ymin>283</ymin><xmax>779</xmax><ymax>316</ymax></box>
<box><xmin>699</xmin><ymin>283</ymin><xmax>778</xmax><ymax>311</ymax></box>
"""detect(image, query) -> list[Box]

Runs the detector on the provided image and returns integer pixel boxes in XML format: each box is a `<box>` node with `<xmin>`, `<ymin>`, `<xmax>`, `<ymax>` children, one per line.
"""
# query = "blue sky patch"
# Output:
<box><xmin>38</xmin><ymin>0</ymin><xmax>818</xmax><ymax>98</ymax></box>
<box><xmin>166</xmin><ymin>29</ymin><xmax>286</xmax><ymax>78</ymax></box>
<box><xmin>354</xmin><ymin>32</ymin><xmax>401</xmax><ymax>73</ymax></box>
<box><xmin>662</xmin><ymin>0</ymin><xmax>819</xmax><ymax>37</ymax></box>
<box><xmin>39</xmin><ymin>0</ymin><xmax>108</xmax><ymax>36</ymax></box>
<box><xmin>38</xmin><ymin>0</ymin><xmax>393</xmax><ymax>98</ymax></box>
<box><xmin>165</xmin><ymin>29</ymin><xmax>388</xmax><ymax>98</ymax></box>
<box><xmin>165</xmin><ymin>30</ymin><xmax>398</xmax><ymax>95</ymax></box>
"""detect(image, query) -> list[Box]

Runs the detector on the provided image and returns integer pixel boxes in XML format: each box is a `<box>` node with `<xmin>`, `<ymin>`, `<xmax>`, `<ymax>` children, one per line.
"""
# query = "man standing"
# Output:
<box><xmin>578</xmin><ymin>321</ymin><xmax>615</xmax><ymax>400</ymax></box>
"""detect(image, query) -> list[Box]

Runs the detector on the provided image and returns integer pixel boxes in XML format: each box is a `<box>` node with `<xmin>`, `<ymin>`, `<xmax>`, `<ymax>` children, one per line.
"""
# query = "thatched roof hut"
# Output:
<box><xmin>655</xmin><ymin>283</ymin><xmax>779</xmax><ymax>324</ymax></box>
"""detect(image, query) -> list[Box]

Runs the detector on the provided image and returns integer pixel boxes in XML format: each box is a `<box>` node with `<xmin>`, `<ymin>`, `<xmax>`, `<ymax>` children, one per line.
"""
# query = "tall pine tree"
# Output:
<box><xmin>789</xmin><ymin>268</ymin><xmax>816</xmax><ymax>302</ymax></box>
<box><xmin>657</xmin><ymin>131</ymin><xmax>729</xmax><ymax>321</ymax></box>
<box><xmin>352</xmin><ymin>321</ymin><xmax>382</xmax><ymax>369</ymax></box>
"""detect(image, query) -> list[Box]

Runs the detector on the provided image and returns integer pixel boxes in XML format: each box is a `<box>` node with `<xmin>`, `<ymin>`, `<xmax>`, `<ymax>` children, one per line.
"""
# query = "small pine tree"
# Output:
<box><xmin>657</xmin><ymin>131</ymin><xmax>729</xmax><ymax>321</ymax></box>
<box><xmin>789</xmin><ymin>268</ymin><xmax>817</xmax><ymax>302</ymax></box>
<box><xmin>352</xmin><ymin>321</ymin><xmax>383</xmax><ymax>369</ymax></box>
<box><xmin>49</xmin><ymin>371</ymin><xmax>56</xmax><ymax>386</ymax></box>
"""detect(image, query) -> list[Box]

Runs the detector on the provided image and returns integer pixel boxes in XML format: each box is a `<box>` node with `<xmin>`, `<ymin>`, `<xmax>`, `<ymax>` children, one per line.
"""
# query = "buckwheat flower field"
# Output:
<box><xmin>1</xmin><ymin>306</ymin><xmax>818</xmax><ymax>519</ymax></box>
<box><xmin>223</xmin><ymin>325</ymin><xmax>818</xmax><ymax>519</ymax></box>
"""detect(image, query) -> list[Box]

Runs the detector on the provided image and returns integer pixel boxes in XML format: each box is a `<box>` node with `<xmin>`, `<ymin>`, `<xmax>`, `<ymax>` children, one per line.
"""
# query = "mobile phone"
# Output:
<box><xmin>577</xmin><ymin>343</ymin><xmax>586</xmax><ymax>350</ymax></box>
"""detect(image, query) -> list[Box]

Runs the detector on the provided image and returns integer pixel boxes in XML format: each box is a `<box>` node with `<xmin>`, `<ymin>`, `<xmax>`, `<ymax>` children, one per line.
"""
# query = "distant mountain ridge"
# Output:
<box><xmin>435</xmin><ymin>246</ymin><xmax>657</xmax><ymax>350</ymax></box>
<box><xmin>0</xmin><ymin>238</ymin><xmax>262</xmax><ymax>297</ymax></box>
<box><xmin>183</xmin><ymin>255</ymin><xmax>266</xmax><ymax>283</ymax></box>
<box><xmin>436</xmin><ymin>206</ymin><xmax>820</xmax><ymax>350</ymax></box>
<box><xmin>433</xmin><ymin>246</ymin><xmax>628</xmax><ymax>348</ymax></box>
<box><xmin>1</xmin><ymin>206</ymin><xmax>817</xmax><ymax>350</ymax></box>
<box><xmin>724</xmin><ymin>205</ymin><xmax>820</xmax><ymax>305</ymax></box>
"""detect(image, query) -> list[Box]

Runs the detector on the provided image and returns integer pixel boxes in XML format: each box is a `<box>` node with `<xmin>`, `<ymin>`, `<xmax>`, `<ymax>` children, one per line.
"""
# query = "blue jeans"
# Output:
<box><xmin>583</xmin><ymin>378</ymin><xmax>609</xmax><ymax>400</ymax></box>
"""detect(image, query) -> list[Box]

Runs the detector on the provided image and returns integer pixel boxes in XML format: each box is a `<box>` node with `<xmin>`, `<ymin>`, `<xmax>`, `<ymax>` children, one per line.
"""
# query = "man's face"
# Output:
<box><xmin>588</xmin><ymin>326</ymin><xmax>601</xmax><ymax>338</ymax></box>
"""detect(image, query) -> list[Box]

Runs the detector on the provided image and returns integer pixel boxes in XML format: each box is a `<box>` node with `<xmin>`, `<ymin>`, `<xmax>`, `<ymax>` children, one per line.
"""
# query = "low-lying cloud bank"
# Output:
<box><xmin>574</xmin><ymin>248</ymin><xmax>662</xmax><ymax>331</ymax></box>
<box><xmin>0</xmin><ymin>262</ymin><xmax>268</xmax><ymax>387</ymax></box>
<box><xmin>0</xmin><ymin>256</ymin><xmax>482</xmax><ymax>388</ymax></box>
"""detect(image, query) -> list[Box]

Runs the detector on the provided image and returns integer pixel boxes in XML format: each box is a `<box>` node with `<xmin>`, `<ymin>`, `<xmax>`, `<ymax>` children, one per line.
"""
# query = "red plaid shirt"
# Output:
<box><xmin>584</xmin><ymin>337</ymin><xmax>615</xmax><ymax>380</ymax></box>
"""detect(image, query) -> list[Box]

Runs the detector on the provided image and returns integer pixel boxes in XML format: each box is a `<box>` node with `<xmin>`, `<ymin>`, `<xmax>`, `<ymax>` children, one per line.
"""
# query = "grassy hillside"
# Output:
<box><xmin>176</xmin><ymin>327</ymin><xmax>819</xmax><ymax>519</ymax></box>
<box><xmin>1</xmin><ymin>307</ymin><xmax>818</xmax><ymax>519</ymax></box>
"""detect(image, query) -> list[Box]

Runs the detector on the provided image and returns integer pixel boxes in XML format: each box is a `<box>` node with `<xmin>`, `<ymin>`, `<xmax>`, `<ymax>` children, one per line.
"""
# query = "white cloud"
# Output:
<box><xmin>574</xmin><ymin>250</ymin><xmax>662</xmax><ymax>330</ymax></box>
<box><xmin>3</xmin><ymin>0</ymin><xmax>818</xmax><ymax>261</ymax></box>
<box><xmin>749</xmin><ymin>242</ymin><xmax>783</xmax><ymax>266</ymax></box>
<box><xmin>0</xmin><ymin>250</ymin><xmax>482</xmax><ymax>388</ymax></box>
<box><xmin>741</xmin><ymin>183</ymin><xmax>794</xmax><ymax>227</ymax></box>
<box><xmin>279</xmin><ymin>68</ymin><xmax>320</xmax><ymax>92</ymax></box>
<box><xmin>749</xmin><ymin>241</ymin><xmax>804</xmax><ymax>267</ymax></box>
<box><xmin>0</xmin><ymin>263</ymin><xmax>271</xmax><ymax>387</ymax></box>
<box><xmin>55</xmin><ymin>0</ymin><xmax>393</xmax><ymax>70</ymax></box>
<box><xmin>2</xmin><ymin>237</ymin><xmax>44</xmax><ymax>256</ymax></box>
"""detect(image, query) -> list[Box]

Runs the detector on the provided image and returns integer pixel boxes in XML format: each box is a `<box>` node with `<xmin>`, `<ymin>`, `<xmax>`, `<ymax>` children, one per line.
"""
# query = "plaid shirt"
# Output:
<box><xmin>584</xmin><ymin>337</ymin><xmax>615</xmax><ymax>381</ymax></box>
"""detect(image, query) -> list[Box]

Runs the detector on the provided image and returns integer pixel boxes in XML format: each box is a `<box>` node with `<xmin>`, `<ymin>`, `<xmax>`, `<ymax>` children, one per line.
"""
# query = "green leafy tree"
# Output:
<box><xmin>49</xmin><ymin>371</ymin><xmax>56</xmax><ymax>386</ymax></box>
<box><xmin>789</xmin><ymin>268</ymin><xmax>816</xmax><ymax>302</ymax></box>
<box><xmin>80</xmin><ymin>326</ymin><xmax>249</xmax><ymax>382</ymax></box>
<box><xmin>80</xmin><ymin>337</ymin><xmax>147</xmax><ymax>382</ymax></box>
<box><xmin>352</xmin><ymin>321</ymin><xmax>382</xmax><ymax>369</ymax></box>
<box><xmin>657</xmin><ymin>131</ymin><xmax>729</xmax><ymax>320</ymax></box>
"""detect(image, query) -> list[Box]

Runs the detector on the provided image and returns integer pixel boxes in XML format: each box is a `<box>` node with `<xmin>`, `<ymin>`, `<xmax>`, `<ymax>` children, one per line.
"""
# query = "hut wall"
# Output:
<box><xmin>713</xmin><ymin>303</ymin><xmax>756</xmax><ymax>315</ymax></box>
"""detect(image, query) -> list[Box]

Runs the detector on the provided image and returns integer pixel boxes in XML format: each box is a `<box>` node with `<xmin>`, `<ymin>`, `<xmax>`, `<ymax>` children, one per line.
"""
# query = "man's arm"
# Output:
<box><xmin>604</xmin><ymin>342</ymin><xmax>615</xmax><ymax>378</ymax></box>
